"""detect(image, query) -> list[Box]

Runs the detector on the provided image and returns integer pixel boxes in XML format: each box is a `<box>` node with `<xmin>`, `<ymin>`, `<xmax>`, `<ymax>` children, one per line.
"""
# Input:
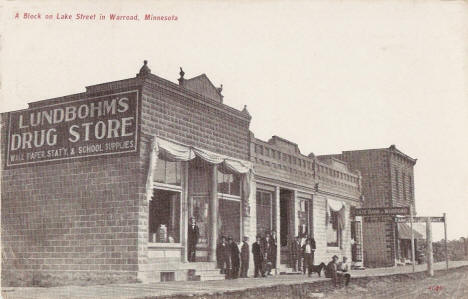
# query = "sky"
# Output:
<box><xmin>1</xmin><ymin>0</ymin><xmax>467</xmax><ymax>241</ymax></box>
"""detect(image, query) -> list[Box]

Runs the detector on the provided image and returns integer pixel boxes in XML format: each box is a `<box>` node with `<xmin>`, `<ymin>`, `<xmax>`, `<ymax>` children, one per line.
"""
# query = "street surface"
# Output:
<box><xmin>1</xmin><ymin>261</ymin><xmax>468</xmax><ymax>299</ymax></box>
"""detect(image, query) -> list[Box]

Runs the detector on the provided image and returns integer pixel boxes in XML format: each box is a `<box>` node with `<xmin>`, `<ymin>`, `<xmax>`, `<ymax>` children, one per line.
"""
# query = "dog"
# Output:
<box><xmin>310</xmin><ymin>262</ymin><xmax>327</xmax><ymax>277</ymax></box>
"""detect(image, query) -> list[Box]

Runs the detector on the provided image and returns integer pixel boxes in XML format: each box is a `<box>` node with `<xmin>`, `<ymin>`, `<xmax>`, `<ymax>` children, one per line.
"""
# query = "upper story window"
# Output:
<box><xmin>217</xmin><ymin>168</ymin><xmax>241</xmax><ymax>196</ymax></box>
<box><xmin>154</xmin><ymin>156</ymin><xmax>181</xmax><ymax>186</ymax></box>
<box><xmin>408</xmin><ymin>175</ymin><xmax>413</xmax><ymax>201</ymax></box>
<box><xmin>394</xmin><ymin>169</ymin><xmax>400</xmax><ymax>199</ymax></box>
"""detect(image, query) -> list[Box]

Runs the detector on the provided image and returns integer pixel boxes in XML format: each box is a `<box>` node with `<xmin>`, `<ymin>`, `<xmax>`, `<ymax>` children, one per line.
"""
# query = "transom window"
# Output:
<box><xmin>154</xmin><ymin>156</ymin><xmax>181</xmax><ymax>185</ymax></box>
<box><xmin>217</xmin><ymin>168</ymin><xmax>241</xmax><ymax>196</ymax></box>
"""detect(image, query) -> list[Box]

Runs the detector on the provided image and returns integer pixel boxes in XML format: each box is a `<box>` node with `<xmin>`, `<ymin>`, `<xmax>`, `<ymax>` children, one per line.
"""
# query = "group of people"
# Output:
<box><xmin>190</xmin><ymin>219</ymin><xmax>350</xmax><ymax>286</ymax></box>
<box><xmin>251</xmin><ymin>231</ymin><xmax>278</xmax><ymax>277</ymax></box>
<box><xmin>289</xmin><ymin>234</ymin><xmax>317</xmax><ymax>276</ymax></box>
<box><xmin>216</xmin><ymin>231</ymin><xmax>279</xmax><ymax>279</ymax></box>
<box><xmin>325</xmin><ymin>255</ymin><xmax>351</xmax><ymax>286</ymax></box>
<box><xmin>216</xmin><ymin>236</ymin><xmax>250</xmax><ymax>279</ymax></box>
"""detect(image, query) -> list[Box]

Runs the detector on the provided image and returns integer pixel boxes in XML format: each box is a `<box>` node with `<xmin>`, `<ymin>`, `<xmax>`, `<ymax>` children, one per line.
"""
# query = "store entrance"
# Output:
<box><xmin>280</xmin><ymin>189</ymin><xmax>293</xmax><ymax>247</ymax></box>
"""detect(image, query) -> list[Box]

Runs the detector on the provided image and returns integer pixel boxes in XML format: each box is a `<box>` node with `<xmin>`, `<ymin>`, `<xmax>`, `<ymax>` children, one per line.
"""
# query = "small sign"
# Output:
<box><xmin>395</xmin><ymin>216</ymin><xmax>445</xmax><ymax>223</ymax></box>
<box><xmin>353</xmin><ymin>206</ymin><xmax>410</xmax><ymax>216</ymax></box>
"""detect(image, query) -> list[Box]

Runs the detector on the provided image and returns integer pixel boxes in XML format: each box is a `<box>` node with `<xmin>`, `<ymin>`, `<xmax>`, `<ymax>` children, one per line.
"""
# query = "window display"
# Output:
<box><xmin>149</xmin><ymin>189</ymin><xmax>181</xmax><ymax>243</ymax></box>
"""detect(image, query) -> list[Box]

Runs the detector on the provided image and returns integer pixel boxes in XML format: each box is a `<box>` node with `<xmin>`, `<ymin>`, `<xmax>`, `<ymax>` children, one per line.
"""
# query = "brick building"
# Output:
<box><xmin>319</xmin><ymin>145</ymin><xmax>417</xmax><ymax>267</ymax></box>
<box><xmin>1</xmin><ymin>61</ymin><xmax>363</xmax><ymax>286</ymax></box>
<box><xmin>251</xmin><ymin>135</ymin><xmax>363</xmax><ymax>272</ymax></box>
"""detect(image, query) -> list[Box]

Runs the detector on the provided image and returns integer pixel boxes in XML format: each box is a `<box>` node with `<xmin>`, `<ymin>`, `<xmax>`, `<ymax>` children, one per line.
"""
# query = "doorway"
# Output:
<box><xmin>280</xmin><ymin>189</ymin><xmax>293</xmax><ymax>247</ymax></box>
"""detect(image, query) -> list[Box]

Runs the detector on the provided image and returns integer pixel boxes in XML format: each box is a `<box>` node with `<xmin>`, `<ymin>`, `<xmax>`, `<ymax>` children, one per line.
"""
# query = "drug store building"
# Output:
<box><xmin>1</xmin><ymin>61</ymin><xmax>362</xmax><ymax>286</ymax></box>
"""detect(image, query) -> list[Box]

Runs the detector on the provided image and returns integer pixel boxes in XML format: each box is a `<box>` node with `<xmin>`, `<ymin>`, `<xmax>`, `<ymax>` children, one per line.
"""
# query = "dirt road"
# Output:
<box><xmin>326</xmin><ymin>266</ymin><xmax>468</xmax><ymax>298</ymax></box>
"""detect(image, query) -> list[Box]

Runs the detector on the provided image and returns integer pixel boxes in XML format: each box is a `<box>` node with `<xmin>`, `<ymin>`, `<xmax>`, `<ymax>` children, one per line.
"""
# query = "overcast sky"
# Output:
<box><xmin>1</xmin><ymin>0</ymin><xmax>467</xmax><ymax>241</ymax></box>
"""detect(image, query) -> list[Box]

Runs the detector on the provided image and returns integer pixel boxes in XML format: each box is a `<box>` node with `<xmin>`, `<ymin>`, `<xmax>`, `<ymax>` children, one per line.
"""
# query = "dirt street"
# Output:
<box><xmin>325</xmin><ymin>266</ymin><xmax>468</xmax><ymax>299</ymax></box>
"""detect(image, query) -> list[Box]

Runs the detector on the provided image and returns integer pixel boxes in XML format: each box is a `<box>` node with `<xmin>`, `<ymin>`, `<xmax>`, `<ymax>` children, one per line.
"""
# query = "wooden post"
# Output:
<box><xmin>444</xmin><ymin>213</ymin><xmax>448</xmax><ymax>270</ymax></box>
<box><xmin>410</xmin><ymin>205</ymin><xmax>415</xmax><ymax>273</ymax></box>
<box><xmin>275</xmin><ymin>186</ymin><xmax>281</xmax><ymax>275</ymax></box>
<box><xmin>208</xmin><ymin>164</ymin><xmax>218</xmax><ymax>262</ymax></box>
<box><xmin>426</xmin><ymin>217</ymin><xmax>434</xmax><ymax>276</ymax></box>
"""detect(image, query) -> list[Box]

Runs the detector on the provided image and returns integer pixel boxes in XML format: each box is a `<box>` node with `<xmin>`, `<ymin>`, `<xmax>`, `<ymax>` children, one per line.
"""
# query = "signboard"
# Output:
<box><xmin>395</xmin><ymin>216</ymin><xmax>445</xmax><ymax>223</ymax></box>
<box><xmin>352</xmin><ymin>206</ymin><xmax>410</xmax><ymax>216</ymax></box>
<box><xmin>6</xmin><ymin>90</ymin><xmax>140</xmax><ymax>167</ymax></box>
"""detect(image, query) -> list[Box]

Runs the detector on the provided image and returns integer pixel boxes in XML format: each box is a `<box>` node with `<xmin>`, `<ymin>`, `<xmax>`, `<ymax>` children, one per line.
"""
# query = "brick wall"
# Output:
<box><xmin>1</xmin><ymin>111</ymin><xmax>148</xmax><ymax>286</ymax></box>
<box><xmin>141</xmin><ymin>77</ymin><xmax>250</xmax><ymax>161</ymax></box>
<box><xmin>330</xmin><ymin>148</ymin><xmax>416</xmax><ymax>267</ymax></box>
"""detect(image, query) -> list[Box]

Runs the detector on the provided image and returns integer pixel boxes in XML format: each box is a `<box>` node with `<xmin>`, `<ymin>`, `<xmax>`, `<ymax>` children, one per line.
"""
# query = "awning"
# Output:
<box><xmin>398</xmin><ymin>223</ymin><xmax>424</xmax><ymax>240</ymax></box>
<box><xmin>328</xmin><ymin>198</ymin><xmax>344</xmax><ymax>212</ymax></box>
<box><xmin>155</xmin><ymin>137</ymin><xmax>253</xmax><ymax>174</ymax></box>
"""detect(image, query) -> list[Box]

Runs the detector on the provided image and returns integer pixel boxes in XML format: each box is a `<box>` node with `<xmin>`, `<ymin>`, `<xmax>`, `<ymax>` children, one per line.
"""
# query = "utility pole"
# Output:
<box><xmin>444</xmin><ymin>213</ymin><xmax>448</xmax><ymax>270</ymax></box>
<box><xmin>426</xmin><ymin>217</ymin><xmax>434</xmax><ymax>276</ymax></box>
<box><xmin>410</xmin><ymin>205</ymin><xmax>415</xmax><ymax>272</ymax></box>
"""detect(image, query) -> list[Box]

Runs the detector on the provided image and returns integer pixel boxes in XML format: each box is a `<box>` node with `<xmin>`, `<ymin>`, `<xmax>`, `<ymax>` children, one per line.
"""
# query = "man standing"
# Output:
<box><xmin>252</xmin><ymin>235</ymin><xmax>264</xmax><ymax>278</ymax></box>
<box><xmin>229</xmin><ymin>237</ymin><xmax>240</xmax><ymax>279</ymax></box>
<box><xmin>187</xmin><ymin>218</ymin><xmax>199</xmax><ymax>262</ymax></box>
<box><xmin>270</xmin><ymin>231</ymin><xmax>278</xmax><ymax>272</ymax></box>
<box><xmin>216</xmin><ymin>236</ymin><xmax>227</xmax><ymax>274</ymax></box>
<box><xmin>240</xmin><ymin>236</ymin><xmax>250</xmax><ymax>278</ymax></box>
<box><xmin>302</xmin><ymin>238</ymin><xmax>315</xmax><ymax>276</ymax></box>
<box><xmin>290</xmin><ymin>236</ymin><xmax>302</xmax><ymax>272</ymax></box>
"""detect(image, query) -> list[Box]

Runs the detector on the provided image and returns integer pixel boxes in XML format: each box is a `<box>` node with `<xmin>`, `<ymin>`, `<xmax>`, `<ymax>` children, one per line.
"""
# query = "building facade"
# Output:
<box><xmin>320</xmin><ymin>145</ymin><xmax>417</xmax><ymax>267</ymax></box>
<box><xmin>251</xmin><ymin>136</ymin><xmax>363</xmax><ymax>270</ymax></box>
<box><xmin>1</xmin><ymin>62</ymin><xmax>362</xmax><ymax>286</ymax></box>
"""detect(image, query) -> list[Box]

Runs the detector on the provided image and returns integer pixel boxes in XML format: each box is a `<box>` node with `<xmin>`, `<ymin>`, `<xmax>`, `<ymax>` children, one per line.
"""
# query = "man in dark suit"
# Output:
<box><xmin>229</xmin><ymin>237</ymin><xmax>240</xmax><ymax>279</ymax></box>
<box><xmin>290</xmin><ymin>236</ymin><xmax>302</xmax><ymax>272</ymax></box>
<box><xmin>240</xmin><ymin>236</ymin><xmax>250</xmax><ymax>278</ymax></box>
<box><xmin>252</xmin><ymin>235</ymin><xmax>264</xmax><ymax>277</ymax></box>
<box><xmin>216</xmin><ymin>236</ymin><xmax>227</xmax><ymax>274</ymax></box>
<box><xmin>187</xmin><ymin>218</ymin><xmax>200</xmax><ymax>262</ymax></box>
<box><xmin>270</xmin><ymin>231</ymin><xmax>278</xmax><ymax>271</ymax></box>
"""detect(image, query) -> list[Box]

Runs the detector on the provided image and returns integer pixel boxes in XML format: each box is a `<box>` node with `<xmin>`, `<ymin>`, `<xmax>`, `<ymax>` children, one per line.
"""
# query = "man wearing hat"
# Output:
<box><xmin>229</xmin><ymin>236</ymin><xmax>240</xmax><ymax>279</ymax></box>
<box><xmin>216</xmin><ymin>236</ymin><xmax>228</xmax><ymax>274</ymax></box>
<box><xmin>240</xmin><ymin>236</ymin><xmax>250</xmax><ymax>278</ymax></box>
<box><xmin>252</xmin><ymin>235</ymin><xmax>264</xmax><ymax>277</ymax></box>
<box><xmin>325</xmin><ymin>255</ymin><xmax>339</xmax><ymax>287</ymax></box>
<box><xmin>187</xmin><ymin>217</ymin><xmax>199</xmax><ymax>262</ymax></box>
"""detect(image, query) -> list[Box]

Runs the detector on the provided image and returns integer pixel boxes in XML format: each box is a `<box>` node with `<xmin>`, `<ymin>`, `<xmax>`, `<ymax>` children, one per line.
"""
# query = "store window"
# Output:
<box><xmin>192</xmin><ymin>196</ymin><xmax>209</xmax><ymax>246</ymax></box>
<box><xmin>256</xmin><ymin>190</ymin><xmax>273</xmax><ymax>236</ymax></box>
<box><xmin>217</xmin><ymin>168</ymin><xmax>241</xmax><ymax>196</ymax></box>
<box><xmin>149</xmin><ymin>189</ymin><xmax>181</xmax><ymax>243</ymax></box>
<box><xmin>154</xmin><ymin>156</ymin><xmax>181</xmax><ymax>185</ymax></box>
<box><xmin>327</xmin><ymin>209</ymin><xmax>341</xmax><ymax>247</ymax></box>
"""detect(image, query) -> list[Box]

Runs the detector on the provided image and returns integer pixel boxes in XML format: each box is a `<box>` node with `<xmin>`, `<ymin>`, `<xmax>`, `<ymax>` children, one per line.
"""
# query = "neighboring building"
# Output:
<box><xmin>251</xmin><ymin>135</ymin><xmax>363</xmax><ymax>271</ymax></box>
<box><xmin>319</xmin><ymin>145</ymin><xmax>417</xmax><ymax>267</ymax></box>
<box><xmin>1</xmin><ymin>61</ymin><xmax>362</xmax><ymax>287</ymax></box>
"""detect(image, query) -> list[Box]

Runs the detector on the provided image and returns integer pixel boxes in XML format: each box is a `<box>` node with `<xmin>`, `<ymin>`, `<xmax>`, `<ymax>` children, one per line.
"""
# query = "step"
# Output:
<box><xmin>196</xmin><ymin>268</ymin><xmax>226</xmax><ymax>281</ymax></box>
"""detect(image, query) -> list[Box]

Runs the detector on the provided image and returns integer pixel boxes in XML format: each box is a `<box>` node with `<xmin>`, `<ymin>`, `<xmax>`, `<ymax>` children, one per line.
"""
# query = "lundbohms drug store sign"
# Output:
<box><xmin>6</xmin><ymin>90</ymin><xmax>140</xmax><ymax>167</ymax></box>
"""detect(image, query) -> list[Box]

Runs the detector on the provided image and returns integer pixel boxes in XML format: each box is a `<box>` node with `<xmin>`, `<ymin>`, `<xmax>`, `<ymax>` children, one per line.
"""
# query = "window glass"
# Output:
<box><xmin>154</xmin><ymin>156</ymin><xmax>181</xmax><ymax>185</ymax></box>
<box><xmin>217</xmin><ymin>169</ymin><xmax>241</xmax><ymax>196</ymax></box>
<box><xmin>327</xmin><ymin>209</ymin><xmax>339</xmax><ymax>247</ymax></box>
<box><xmin>149</xmin><ymin>190</ymin><xmax>181</xmax><ymax>243</ymax></box>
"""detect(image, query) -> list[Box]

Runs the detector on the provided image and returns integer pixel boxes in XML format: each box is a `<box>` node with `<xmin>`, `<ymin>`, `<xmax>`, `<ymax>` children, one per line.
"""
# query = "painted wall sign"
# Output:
<box><xmin>6</xmin><ymin>90</ymin><xmax>140</xmax><ymax>167</ymax></box>
<box><xmin>352</xmin><ymin>206</ymin><xmax>410</xmax><ymax>216</ymax></box>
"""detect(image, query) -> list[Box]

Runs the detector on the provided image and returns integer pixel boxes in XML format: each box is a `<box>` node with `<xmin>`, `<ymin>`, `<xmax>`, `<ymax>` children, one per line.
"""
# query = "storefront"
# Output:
<box><xmin>145</xmin><ymin>137</ymin><xmax>253</xmax><ymax>264</ymax></box>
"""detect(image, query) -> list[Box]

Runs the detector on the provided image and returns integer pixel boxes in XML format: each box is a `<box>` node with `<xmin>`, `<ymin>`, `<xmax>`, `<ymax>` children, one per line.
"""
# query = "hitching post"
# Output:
<box><xmin>410</xmin><ymin>205</ymin><xmax>415</xmax><ymax>273</ymax></box>
<box><xmin>426</xmin><ymin>217</ymin><xmax>434</xmax><ymax>276</ymax></box>
<box><xmin>444</xmin><ymin>213</ymin><xmax>448</xmax><ymax>270</ymax></box>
